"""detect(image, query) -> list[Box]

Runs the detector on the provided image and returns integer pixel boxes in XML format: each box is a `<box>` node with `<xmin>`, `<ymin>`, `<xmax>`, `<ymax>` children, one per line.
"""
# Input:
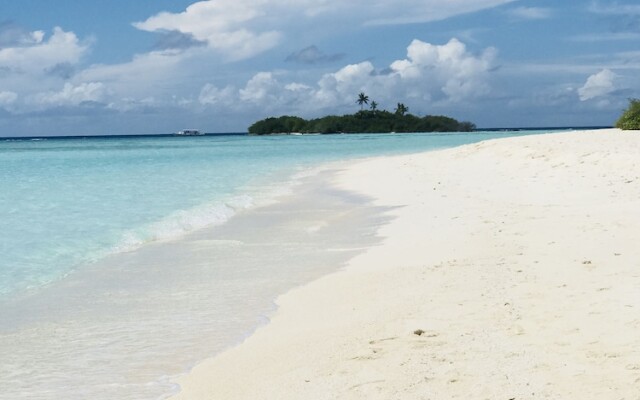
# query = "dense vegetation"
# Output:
<box><xmin>248</xmin><ymin>110</ymin><xmax>475</xmax><ymax>135</ymax></box>
<box><xmin>615</xmin><ymin>99</ymin><xmax>640</xmax><ymax>130</ymax></box>
<box><xmin>249</xmin><ymin>93</ymin><xmax>475</xmax><ymax>134</ymax></box>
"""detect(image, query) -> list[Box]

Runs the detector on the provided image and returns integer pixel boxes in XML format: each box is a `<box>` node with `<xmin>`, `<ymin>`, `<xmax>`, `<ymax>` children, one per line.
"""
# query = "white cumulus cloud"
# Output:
<box><xmin>199</xmin><ymin>83</ymin><xmax>237</xmax><ymax>106</ymax></box>
<box><xmin>198</xmin><ymin>38</ymin><xmax>497</xmax><ymax>116</ymax></box>
<box><xmin>133</xmin><ymin>0</ymin><xmax>515</xmax><ymax>60</ymax></box>
<box><xmin>0</xmin><ymin>27</ymin><xmax>88</xmax><ymax>75</ymax></box>
<box><xmin>314</xmin><ymin>61</ymin><xmax>376</xmax><ymax>105</ymax></box>
<box><xmin>0</xmin><ymin>91</ymin><xmax>18</xmax><ymax>107</ymax></box>
<box><xmin>239</xmin><ymin>72</ymin><xmax>280</xmax><ymax>102</ymax></box>
<box><xmin>0</xmin><ymin>1</ymin><xmax>514</xmax><ymax>123</ymax></box>
<box><xmin>30</xmin><ymin>82</ymin><xmax>107</xmax><ymax>108</ymax></box>
<box><xmin>77</xmin><ymin>51</ymin><xmax>186</xmax><ymax>98</ymax></box>
<box><xmin>0</xmin><ymin>26</ymin><xmax>95</xmax><ymax>114</ymax></box>
<box><xmin>133</xmin><ymin>0</ymin><xmax>282</xmax><ymax>60</ymax></box>
<box><xmin>390</xmin><ymin>38</ymin><xmax>496</xmax><ymax>101</ymax></box>
<box><xmin>578</xmin><ymin>69</ymin><xmax>617</xmax><ymax>101</ymax></box>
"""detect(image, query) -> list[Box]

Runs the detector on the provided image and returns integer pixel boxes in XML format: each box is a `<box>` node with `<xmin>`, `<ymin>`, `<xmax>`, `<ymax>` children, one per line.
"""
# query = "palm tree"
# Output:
<box><xmin>395</xmin><ymin>103</ymin><xmax>408</xmax><ymax>116</ymax></box>
<box><xmin>356</xmin><ymin>92</ymin><xmax>369</xmax><ymax>110</ymax></box>
<box><xmin>370</xmin><ymin>101</ymin><xmax>378</xmax><ymax>112</ymax></box>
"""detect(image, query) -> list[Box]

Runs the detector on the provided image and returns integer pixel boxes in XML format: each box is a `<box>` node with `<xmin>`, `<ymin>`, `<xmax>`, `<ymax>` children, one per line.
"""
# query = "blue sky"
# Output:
<box><xmin>0</xmin><ymin>0</ymin><xmax>639</xmax><ymax>135</ymax></box>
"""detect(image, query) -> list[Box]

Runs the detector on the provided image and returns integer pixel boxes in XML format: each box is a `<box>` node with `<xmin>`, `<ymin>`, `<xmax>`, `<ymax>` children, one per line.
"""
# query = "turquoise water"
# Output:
<box><xmin>0</xmin><ymin>132</ymin><xmax>542</xmax><ymax>298</ymax></box>
<box><xmin>1</xmin><ymin>131</ymin><xmax>560</xmax><ymax>399</ymax></box>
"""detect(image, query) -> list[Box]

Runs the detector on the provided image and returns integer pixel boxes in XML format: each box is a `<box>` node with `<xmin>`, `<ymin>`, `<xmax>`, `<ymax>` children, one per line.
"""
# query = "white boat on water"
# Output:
<box><xmin>176</xmin><ymin>129</ymin><xmax>204</xmax><ymax>136</ymax></box>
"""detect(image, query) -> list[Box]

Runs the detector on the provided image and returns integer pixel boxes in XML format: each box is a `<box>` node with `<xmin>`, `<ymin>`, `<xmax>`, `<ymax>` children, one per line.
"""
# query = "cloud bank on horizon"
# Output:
<box><xmin>0</xmin><ymin>0</ymin><xmax>639</xmax><ymax>135</ymax></box>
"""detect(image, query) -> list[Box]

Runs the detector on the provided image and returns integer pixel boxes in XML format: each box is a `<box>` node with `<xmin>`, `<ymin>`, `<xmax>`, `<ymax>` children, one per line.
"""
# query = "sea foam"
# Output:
<box><xmin>0</xmin><ymin>131</ymin><xmax>543</xmax><ymax>400</ymax></box>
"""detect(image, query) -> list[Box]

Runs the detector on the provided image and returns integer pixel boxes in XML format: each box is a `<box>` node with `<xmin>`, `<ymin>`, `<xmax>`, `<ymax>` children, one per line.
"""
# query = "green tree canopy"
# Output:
<box><xmin>395</xmin><ymin>103</ymin><xmax>408</xmax><ymax>116</ymax></box>
<box><xmin>616</xmin><ymin>98</ymin><xmax>640</xmax><ymax>130</ymax></box>
<box><xmin>249</xmin><ymin>111</ymin><xmax>475</xmax><ymax>135</ymax></box>
<box><xmin>249</xmin><ymin>93</ymin><xmax>476</xmax><ymax>134</ymax></box>
<box><xmin>356</xmin><ymin>92</ymin><xmax>369</xmax><ymax>110</ymax></box>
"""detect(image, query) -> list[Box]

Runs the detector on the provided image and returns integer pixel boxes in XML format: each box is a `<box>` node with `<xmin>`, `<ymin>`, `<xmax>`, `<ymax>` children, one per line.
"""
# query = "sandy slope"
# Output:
<box><xmin>171</xmin><ymin>129</ymin><xmax>640</xmax><ymax>399</ymax></box>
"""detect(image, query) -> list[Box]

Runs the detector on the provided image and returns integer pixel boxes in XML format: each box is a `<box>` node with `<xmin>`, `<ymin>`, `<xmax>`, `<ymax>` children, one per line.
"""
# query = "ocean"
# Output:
<box><xmin>0</xmin><ymin>131</ymin><xmax>551</xmax><ymax>399</ymax></box>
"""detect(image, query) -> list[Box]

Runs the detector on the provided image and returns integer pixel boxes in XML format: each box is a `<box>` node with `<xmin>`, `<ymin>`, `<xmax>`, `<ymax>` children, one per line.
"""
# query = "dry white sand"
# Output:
<box><xmin>171</xmin><ymin>128</ymin><xmax>640</xmax><ymax>399</ymax></box>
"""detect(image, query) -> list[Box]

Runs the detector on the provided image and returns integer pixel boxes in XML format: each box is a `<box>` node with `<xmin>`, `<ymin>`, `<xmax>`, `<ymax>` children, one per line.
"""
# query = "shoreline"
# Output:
<box><xmin>1</xmin><ymin>130</ymin><xmax>546</xmax><ymax>400</ymax></box>
<box><xmin>170</xmin><ymin>128</ymin><xmax>640</xmax><ymax>399</ymax></box>
<box><xmin>0</xmin><ymin>165</ymin><xmax>390</xmax><ymax>400</ymax></box>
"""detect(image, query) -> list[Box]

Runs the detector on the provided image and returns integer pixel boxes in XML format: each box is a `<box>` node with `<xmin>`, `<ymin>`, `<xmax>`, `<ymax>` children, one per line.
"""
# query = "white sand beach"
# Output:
<box><xmin>171</xmin><ymin>128</ymin><xmax>640</xmax><ymax>399</ymax></box>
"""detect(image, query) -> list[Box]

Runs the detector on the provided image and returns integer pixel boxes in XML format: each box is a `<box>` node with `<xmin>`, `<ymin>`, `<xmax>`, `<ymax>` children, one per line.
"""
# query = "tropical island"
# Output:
<box><xmin>248</xmin><ymin>93</ymin><xmax>476</xmax><ymax>135</ymax></box>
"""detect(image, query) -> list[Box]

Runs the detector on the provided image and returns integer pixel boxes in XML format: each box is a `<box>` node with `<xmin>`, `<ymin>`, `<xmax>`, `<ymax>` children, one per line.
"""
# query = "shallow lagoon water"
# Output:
<box><xmin>0</xmin><ymin>131</ymin><xmax>544</xmax><ymax>297</ymax></box>
<box><xmin>0</xmin><ymin>131</ymin><xmax>550</xmax><ymax>399</ymax></box>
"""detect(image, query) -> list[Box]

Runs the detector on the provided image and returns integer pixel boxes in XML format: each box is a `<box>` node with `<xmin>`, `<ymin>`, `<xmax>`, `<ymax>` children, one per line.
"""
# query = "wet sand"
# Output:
<box><xmin>171</xmin><ymin>128</ymin><xmax>640</xmax><ymax>399</ymax></box>
<box><xmin>0</xmin><ymin>170</ymin><xmax>389</xmax><ymax>400</ymax></box>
